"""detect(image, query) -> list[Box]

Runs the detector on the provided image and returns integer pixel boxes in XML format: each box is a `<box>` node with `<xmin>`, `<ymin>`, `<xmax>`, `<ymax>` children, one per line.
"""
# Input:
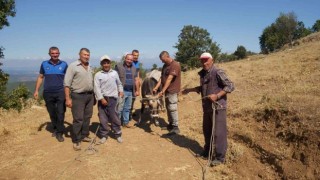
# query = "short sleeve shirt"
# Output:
<box><xmin>161</xmin><ymin>60</ymin><xmax>181</xmax><ymax>93</ymax></box>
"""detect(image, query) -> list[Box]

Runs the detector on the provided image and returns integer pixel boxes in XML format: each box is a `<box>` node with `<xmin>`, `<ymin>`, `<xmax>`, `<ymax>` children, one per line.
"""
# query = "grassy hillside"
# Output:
<box><xmin>180</xmin><ymin>32</ymin><xmax>320</xmax><ymax>179</ymax></box>
<box><xmin>0</xmin><ymin>32</ymin><xmax>319</xmax><ymax>179</ymax></box>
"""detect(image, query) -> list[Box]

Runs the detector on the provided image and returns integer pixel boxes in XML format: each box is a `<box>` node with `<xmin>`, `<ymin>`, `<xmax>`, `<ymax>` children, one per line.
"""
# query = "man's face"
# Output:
<box><xmin>101</xmin><ymin>60</ymin><xmax>111</xmax><ymax>72</ymax></box>
<box><xmin>125</xmin><ymin>54</ymin><xmax>133</xmax><ymax>66</ymax></box>
<box><xmin>200</xmin><ymin>58</ymin><xmax>213</xmax><ymax>70</ymax></box>
<box><xmin>132</xmin><ymin>52</ymin><xmax>139</xmax><ymax>62</ymax></box>
<box><xmin>79</xmin><ymin>50</ymin><xmax>90</xmax><ymax>63</ymax></box>
<box><xmin>49</xmin><ymin>49</ymin><xmax>60</xmax><ymax>61</ymax></box>
<box><xmin>160</xmin><ymin>54</ymin><xmax>169</xmax><ymax>64</ymax></box>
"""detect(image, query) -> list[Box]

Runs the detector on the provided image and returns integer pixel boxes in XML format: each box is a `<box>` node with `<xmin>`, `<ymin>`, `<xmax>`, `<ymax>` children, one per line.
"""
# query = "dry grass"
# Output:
<box><xmin>0</xmin><ymin>32</ymin><xmax>319</xmax><ymax>179</ymax></box>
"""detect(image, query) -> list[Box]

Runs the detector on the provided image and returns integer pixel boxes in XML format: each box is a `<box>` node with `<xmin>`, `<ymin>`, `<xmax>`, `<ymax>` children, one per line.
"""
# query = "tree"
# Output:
<box><xmin>174</xmin><ymin>25</ymin><xmax>220</xmax><ymax>68</ymax></box>
<box><xmin>259</xmin><ymin>12</ymin><xmax>303</xmax><ymax>53</ymax></box>
<box><xmin>0</xmin><ymin>0</ymin><xmax>16</xmax><ymax>29</ymax></box>
<box><xmin>151</xmin><ymin>64</ymin><xmax>157</xmax><ymax>70</ymax></box>
<box><xmin>233</xmin><ymin>45</ymin><xmax>247</xmax><ymax>59</ymax></box>
<box><xmin>312</xmin><ymin>20</ymin><xmax>320</xmax><ymax>32</ymax></box>
<box><xmin>294</xmin><ymin>21</ymin><xmax>312</xmax><ymax>40</ymax></box>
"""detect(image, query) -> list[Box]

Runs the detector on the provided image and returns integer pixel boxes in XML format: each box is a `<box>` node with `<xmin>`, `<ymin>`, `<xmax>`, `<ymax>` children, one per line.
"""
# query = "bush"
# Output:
<box><xmin>2</xmin><ymin>84</ymin><xmax>30</xmax><ymax>112</ymax></box>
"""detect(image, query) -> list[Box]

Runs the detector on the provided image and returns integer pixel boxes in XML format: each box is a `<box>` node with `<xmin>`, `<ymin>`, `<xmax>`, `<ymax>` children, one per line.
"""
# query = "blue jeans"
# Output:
<box><xmin>118</xmin><ymin>90</ymin><xmax>133</xmax><ymax>125</ymax></box>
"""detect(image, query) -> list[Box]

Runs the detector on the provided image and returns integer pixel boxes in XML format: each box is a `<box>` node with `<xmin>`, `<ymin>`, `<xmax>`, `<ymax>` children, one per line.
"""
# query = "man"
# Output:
<box><xmin>34</xmin><ymin>46</ymin><xmax>68</xmax><ymax>142</ymax></box>
<box><xmin>94</xmin><ymin>55</ymin><xmax>124</xmax><ymax>144</ymax></box>
<box><xmin>153</xmin><ymin>51</ymin><xmax>181</xmax><ymax>135</ymax></box>
<box><xmin>131</xmin><ymin>49</ymin><xmax>141</xmax><ymax>117</ymax></box>
<box><xmin>115</xmin><ymin>54</ymin><xmax>140</xmax><ymax>128</ymax></box>
<box><xmin>64</xmin><ymin>48</ymin><xmax>94</xmax><ymax>151</ymax></box>
<box><xmin>182</xmin><ymin>52</ymin><xmax>235</xmax><ymax>166</ymax></box>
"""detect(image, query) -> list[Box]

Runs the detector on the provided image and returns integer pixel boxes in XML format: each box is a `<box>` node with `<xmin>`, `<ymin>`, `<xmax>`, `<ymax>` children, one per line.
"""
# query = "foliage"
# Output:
<box><xmin>233</xmin><ymin>45</ymin><xmax>247</xmax><ymax>59</ymax></box>
<box><xmin>0</xmin><ymin>0</ymin><xmax>16</xmax><ymax>29</ymax></box>
<box><xmin>151</xmin><ymin>64</ymin><xmax>157</xmax><ymax>70</ymax></box>
<box><xmin>312</xmin><ymin>20</ymin><xmax>320</xmax><ymax>32</ymax></box>
<box><xmin>259</xmin><ymin>12</ymin><xmax>307</xmax><ymax>54</ymax></box>
<box><xmin>2</xmin><ymin>84</ymin><xmax>30</xmax><ymax>112</ymax></box>
<box><xmin>139</xmin><ymin>63</ymin><xmax>146</xmax><ymax>79</ymax></box>
<box><xmin>217</xmin><ymin>53</ymin><xmax>237</xmax><ymax>63</ymax></box>
<box><xmin>174</xmin><ymin>25</ymin><xmax>221</xmax><ymax>68</ymax></box>
<box><xmin>294</xmin><ymin>21</ymin><xmax>312</xmax><ymax>40</ymax></box>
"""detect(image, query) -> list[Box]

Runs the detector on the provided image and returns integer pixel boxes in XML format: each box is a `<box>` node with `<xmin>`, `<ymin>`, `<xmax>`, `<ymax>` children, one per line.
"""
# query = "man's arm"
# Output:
<box><xmin>34</xmin><ymin>74</ymin><xmax>44</xmax><ymax>99</ymax></box>
<box><xmin>153</xmin><ymin>78</ymin><xmax>162</xmax><ymax>94</ymax></box>
<box><xmin>158</xmin><ymin>75</ymin><xmax>174</xmax><ymax>97</ymax></box>
<box><xmin>134</xmin><ymin>77</ymin><xmax>140</xmax><ymax>96</ymax></box>
<box><xmin>64</xmin><ymin>86</ymin><xmax>72</xmax><ymax>108</ymax></box>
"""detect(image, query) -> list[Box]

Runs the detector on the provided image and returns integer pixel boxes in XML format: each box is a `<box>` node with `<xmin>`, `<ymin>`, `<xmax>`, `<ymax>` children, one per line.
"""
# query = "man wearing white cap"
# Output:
<box><xmin>94</xmin><ymin>55</ymin><xmax>124</xmax><ymax>144</ymax></box>
<box><xmin>183</xmin><ymin>52</ymin><xmax>234</xmax><ymax>166</ymax></box>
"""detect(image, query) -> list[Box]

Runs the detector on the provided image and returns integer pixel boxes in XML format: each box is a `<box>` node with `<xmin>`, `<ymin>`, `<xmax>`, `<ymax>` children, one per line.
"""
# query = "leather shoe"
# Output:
<box><xmin>56</xmin><ymin>134</ymin><xmax>64</xmax><ymax>142</ymax></box>
<box><xmin>167</xmin><ymin>126</ymin><xmax>180</xmax><ymax>135</ymax></box>
<box><xmin>195</xmin><ymin>151</ymin><xmax>208</xmax><ymax>159</ymax></box>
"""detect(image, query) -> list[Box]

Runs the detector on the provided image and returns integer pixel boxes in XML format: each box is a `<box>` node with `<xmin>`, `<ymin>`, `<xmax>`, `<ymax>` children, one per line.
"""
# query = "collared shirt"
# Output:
<box><xmin>64</xmin><ymin>60</ymin><xmax>94</xmax><ymax>93</ymax></box>
<box><xmin>40</xmin><ymin>60</ymin><xmax>68</xmax><ymax>93</ymax></box>
<box><xmin>94</xmin><ymin>69</ymin><xmax>123</xmax><ymax>100</ymax></box>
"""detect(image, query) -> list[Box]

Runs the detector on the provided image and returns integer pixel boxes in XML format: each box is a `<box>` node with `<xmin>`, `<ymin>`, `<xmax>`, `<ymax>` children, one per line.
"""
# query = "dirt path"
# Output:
<box><xmin>0</xmin><ymin>105</ymin><xmax>226</xmax><ymax>180</ymax></box>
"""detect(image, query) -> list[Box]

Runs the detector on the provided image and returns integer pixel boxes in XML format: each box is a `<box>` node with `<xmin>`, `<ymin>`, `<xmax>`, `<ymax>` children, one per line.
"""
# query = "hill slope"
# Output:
<box><xmin>0</xmin><ymin>32</ymin><xmax>319</xmax><ymax>179</ymax></box>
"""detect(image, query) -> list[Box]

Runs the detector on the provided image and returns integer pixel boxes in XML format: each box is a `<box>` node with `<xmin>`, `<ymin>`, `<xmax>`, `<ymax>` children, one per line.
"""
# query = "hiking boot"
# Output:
<box><xmin>56</xmin><ymin>134</ymin><xmax>64</xmax><ymax>142</ymax></box>
<box><xmin>73</xmin><ymin>142</ymin><xmax>81</xmax><ymax>151</ymax></box>
<box><xmin>167</xmin><ymin>126</ymin><xmax>180</xmax><ymax>135</ymax></box>
<box><xmin>98</xmin><ymin>137</ymin><xmax>107</xmax><ymax>144</ymax></box>
<box><xmin>82</xmin><ymin>136</ymin><xmax>92</xmax><ymax>142</ymax></box>
<box><xmin>116</xmin><ymin>137</ymin><xmax>123</xmax><ymax>143</ymax></box>
<box><xmin>210</xmin><ymin>159</ymin><xmax>223</xmax><ymax>167</ymax></box>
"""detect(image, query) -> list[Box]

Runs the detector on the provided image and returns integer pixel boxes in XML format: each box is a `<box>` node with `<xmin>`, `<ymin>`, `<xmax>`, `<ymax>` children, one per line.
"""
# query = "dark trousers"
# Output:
<box><xmin>98</xmin><ymin>97</ymin><xmax>122</xmax><ymax>138</ymax></box>
<box><xmin>71</xmin><ymin>93</ymin><xmax>94</xmax><ymax>143</ymax></box>
<box><xmin>203</xmin><ymin>109</ymin><xmax>227</xmax><ymax>162</ymax></box>
<box><xmin>43</xmin><ymin>91</ymin><xmax>66</xmax><ymax>134</ymax></box>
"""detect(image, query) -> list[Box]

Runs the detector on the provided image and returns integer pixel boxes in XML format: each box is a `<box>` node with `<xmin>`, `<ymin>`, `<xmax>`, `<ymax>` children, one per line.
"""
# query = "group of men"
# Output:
<box><xmin>34</xmin><ymin>46</ymin><xmax>234</xmax><ymax>166</ymax></box>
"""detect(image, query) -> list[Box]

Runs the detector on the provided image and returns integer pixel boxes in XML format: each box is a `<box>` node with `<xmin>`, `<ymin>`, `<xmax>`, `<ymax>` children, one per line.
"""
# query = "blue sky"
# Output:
<box><xmin>1</xmin><ymin>0</ymin><xmax>319</xmax><ymax>70</ymax></box>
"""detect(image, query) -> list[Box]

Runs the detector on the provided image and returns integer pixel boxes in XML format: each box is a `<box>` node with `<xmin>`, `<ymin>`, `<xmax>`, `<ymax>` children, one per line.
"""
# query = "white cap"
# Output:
<box><xmin>199</xmin><ymin>52</ymin><xmax>212</xmax><ymax>59</ymax></box>
<box><xmin>100</xmin><ymin>55</ymin><xmax>111</xmax><ymax>62</ymax></box>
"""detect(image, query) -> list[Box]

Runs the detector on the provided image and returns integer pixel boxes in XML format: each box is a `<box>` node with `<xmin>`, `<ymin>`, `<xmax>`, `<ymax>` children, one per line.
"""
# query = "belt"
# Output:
<box><xmin>74</xmin><ymin>91</ymin><xmax>93</xmax><ymax>94</ymax></box>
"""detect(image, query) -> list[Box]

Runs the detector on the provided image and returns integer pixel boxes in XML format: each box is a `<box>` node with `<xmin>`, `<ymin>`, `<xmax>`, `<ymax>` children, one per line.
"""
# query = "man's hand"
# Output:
<box><xmin>33</xmin><ymin>91</ymin><xmax>39</xmax><ymax>99</ymax></box>
<box><xmin>66</xmin><ymin>99</ymin><xmax>72</xmax><ymax>108</ymax></box>
<box><xmin>208</xmin><ymin>94</ymin><xmax>219</xmax><ymax>102</ymax></box>
<box><xmin>135</xmin><ymin>91</ymin><xmax>140</xmax><ymax>96</ymax></box>
<box><xmin>152</xmin><ymin>88</ymin><xmax>158</xmax><ymax>94</ymax></box>
<box><xmin>101</xmin><ymin>98</ymin><xmax>108</xmax><ymax>106</ymax></box>
<box><xmin>119</xmin><ymin>92</ymin><xmax>124</xmax><ymax>98</ymax></box>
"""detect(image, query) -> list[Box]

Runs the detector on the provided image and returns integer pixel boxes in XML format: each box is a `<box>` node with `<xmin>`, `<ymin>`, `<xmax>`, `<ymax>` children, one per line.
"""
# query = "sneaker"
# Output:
<box><xmin>56</xmin><ymin>134</ymin><xmax>64</xmax><ymax>142</ymax></box>
<box><xmin>116</xmin><ymin>137</ymin><xmax>123</xmax><ymax>143</ymax></box>
<box><xmin>167</xmin><ymin>126</ymin><xmax>180</xmax><ymax>135</ymax></box>
<box><xmin>98</xmin><ymin>137</ymin><xmax>107</xmax><ymax>144</ymax></box>
<box><xmin>82</xmin><ymin>136</ymin><xmax>92</xmax><ymax>142</ymax></box>
<box><xmin>73</xmin><ymin>142</ymin><xmax>81</xmax><ymax>151</ymax></box>
<box><xmin>210</xmin><ymin>159</ymin><xmax>223</xmax><ymax>167</ymax></box>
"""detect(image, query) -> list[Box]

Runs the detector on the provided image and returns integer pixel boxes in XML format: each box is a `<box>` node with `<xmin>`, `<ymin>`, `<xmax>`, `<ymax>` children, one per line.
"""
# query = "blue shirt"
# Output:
<box><xmin>133</xmin><ymin>61</ymin><xmax>140</xmax><ymax>72</ymax></box>
<box><xmin>40</xmin><ymin>60</ymin><xmax>68</xmax><ymax>93</ymax></box>
<box><xmin>94</xmin><ymin>69</ymin><xmax>123</xmax><ymax>100</ymax></box>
